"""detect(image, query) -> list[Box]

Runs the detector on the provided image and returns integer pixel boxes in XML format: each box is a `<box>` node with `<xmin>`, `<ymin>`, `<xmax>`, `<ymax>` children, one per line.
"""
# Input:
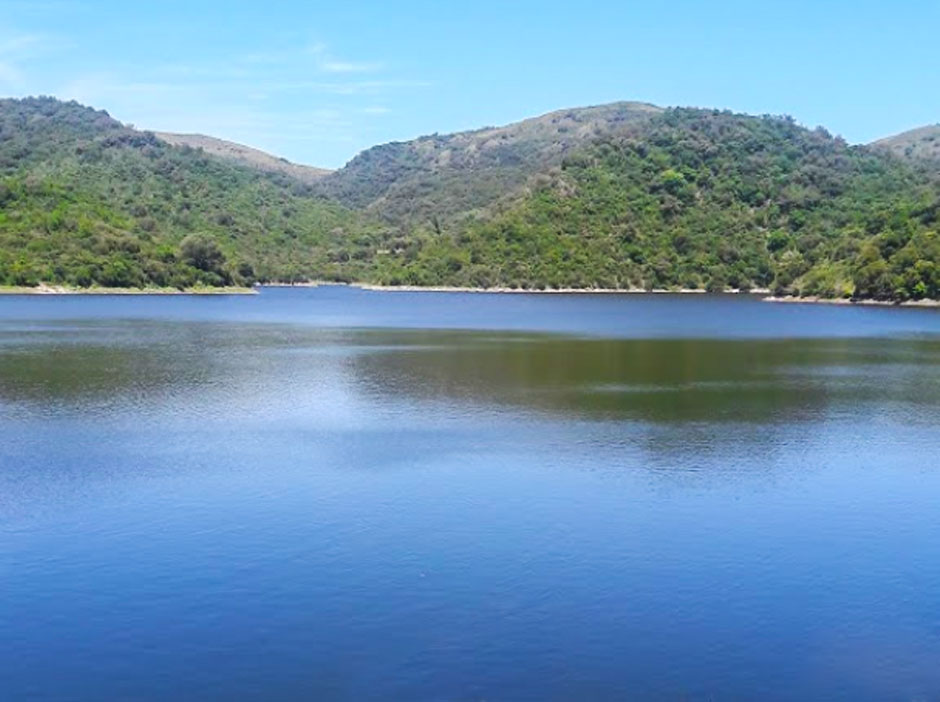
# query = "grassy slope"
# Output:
<box><xmin>154</xmin><ymin>132</ymin><xmax>332</xmax><ymax>183</ymax></box>
<box><xmin>873</xmin><ymin>125</ymin><xmax>940</xmax><ymax>163</ymax></box>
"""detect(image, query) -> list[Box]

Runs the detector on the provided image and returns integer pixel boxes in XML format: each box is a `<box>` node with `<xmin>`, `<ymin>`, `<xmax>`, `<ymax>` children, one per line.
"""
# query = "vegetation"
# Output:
<box><xmin>314</xmin><ymin>101</ymin><xmax>663</xmax><ymax>222</ymax></box>
<box><xmin>0</xmin><ymin>97</ymin><xmax>937</xmax><ymax>301</ymax></box>
<box><xmin>358</xmin><ymin>110</ymin><xmax>939</xmax><ymax>300</ymax></box>
<box><xmin>0</xmin><ymin>97</ymin><xmax>360</xmax><ymax>289</ymax></box>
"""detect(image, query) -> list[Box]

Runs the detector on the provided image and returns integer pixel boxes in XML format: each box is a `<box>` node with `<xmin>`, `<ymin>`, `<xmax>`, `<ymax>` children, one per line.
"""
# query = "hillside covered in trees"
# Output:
<box><xmin>0</xmin><ymin>97</ymin><xmax>360</xmax><ymax>288</ymax></box>
<box><xmin>364</xmin><ymin>110</ymin><xmax>939</xmax><ymax>301</ymax></box>
<box><xmin>313</xmin><ymin>101</ymin><xmax>663</xmax><ymax>223</ymax></box>
<box><xmin>0</xmin><ymin>96</ymin><xmax>937</xmax><ymax>300</ymax></box>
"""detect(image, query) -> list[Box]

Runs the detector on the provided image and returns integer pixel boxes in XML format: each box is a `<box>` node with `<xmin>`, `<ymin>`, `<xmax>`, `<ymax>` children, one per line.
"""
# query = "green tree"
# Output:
<box><xmin>180</xmin><ymin>234</ymin><xmax>225</xmax><ymax>273</ymax></box>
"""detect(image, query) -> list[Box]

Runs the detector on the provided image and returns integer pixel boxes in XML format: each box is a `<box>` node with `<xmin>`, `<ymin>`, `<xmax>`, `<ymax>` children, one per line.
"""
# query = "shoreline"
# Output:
<box><xmin>0</xmin><ymin>284</ymin><xmax>257</xmax><ymax>296</ymax></box>
<box><xmin>353</xmin><ymin>283</ymin><xmax>712</xmax><ymax>294</ymax></box>
<box><xmin>2</xmin><ymin>282</ymin><xmax>935</xmax><ymax>307</ymax></box>
<box><xmin>268</xmin><ymin>282</ymin><xmax>771</xmax><ymax>295</ymax></box>
<box><xmin>762</xmin><ymin>295</ymin><xmax>940</xmax><ymax>308</ymax></box>
<box><xmin>276</xmin><ymin>282</ymin><xmax>939</xmax><ymax>307</ymax></box>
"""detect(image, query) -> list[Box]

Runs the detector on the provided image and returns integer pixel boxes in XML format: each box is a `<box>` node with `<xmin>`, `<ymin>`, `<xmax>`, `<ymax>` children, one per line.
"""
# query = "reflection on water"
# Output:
<box><xmin>3</xmin><ymin>323</ymin><xmax>938</xmax><ymax>425</ymax></box>
<box><xmin>351</xmin><ymin>332</ymin><xmax>940</xmax><ymax>423</ymax></box>
<box><xmin>1</xmin><ymin>290</ymin><xmax>939</xmax><ymax>701</ymax></box>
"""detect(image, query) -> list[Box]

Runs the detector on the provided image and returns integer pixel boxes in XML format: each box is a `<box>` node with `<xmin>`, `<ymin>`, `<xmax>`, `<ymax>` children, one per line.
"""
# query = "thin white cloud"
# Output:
<box><xmin>237</xmin><ymin>49</ymin><xmax>296</xmax><ymax>66</ymax></box>
<box><xmin>53</xmin><ymin>69</ymin><xmax>362</xmax><ymax>161</ymax></box>
<box><xmin>319</xmin><ymin>59</ymin><xmax>384</xmax><ymax>74</ymax></box>
<box><xmin>265</xmin><ymin>79</ymin><xmax>432</xmax><ymax>95</ymax></box>
<box><xmin>60</xmin><ymin>73</ymin><xmax>430</xmax><ymax>102</ymax></box>
<box><xmin>1</xmin><ymin>27</ymin><xmax>425</xmax><ymax>166</ymax></box>
<box><xmin>1</xmin><ymin>1</ymin><xmax>86</xmax><ymax>14</ymax></box>
<box><xmin>0</xmin><ymin>30</ymin><xmax>66</xmax><ymax>59</ymax></box>
<box><xmin>0</xmin><ymin>39</ymin><xmax>27</xmax><ymax>88</ymax></box>
<box><xmin>60</xmin><ymin>73</ymin><xmax>189</xmax><ymax>109</ymax></box>
<box><xmin>0</xmin><ymin>61</ymin><xmax>22</xmax><ymax>85</ymax></box>
<box><xmin>142</xmin><ymin>42</ymin><xmax>386</xmax><ymax>81</ymax></box>
<box><xmin>0</xmin><ymin>29</ymin><xmax>69</xmax><ymax>90</ymax></box>
<box><xmin>0</xmin><ymin>61</ymin><xmax>23</xmax><ymax>86</ymax></box>
<box><xmin>307</xmin><ymin>42</ymin><xmax>384</xmax><ymax>74</ymax></box>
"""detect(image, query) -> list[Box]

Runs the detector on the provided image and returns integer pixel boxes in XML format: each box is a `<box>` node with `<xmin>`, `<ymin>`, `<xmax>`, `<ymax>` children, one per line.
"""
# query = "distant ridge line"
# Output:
<box><xmin>154</xmin><ymin>132</ymin><xmax>332</xmax><ymax>182</ymax></box>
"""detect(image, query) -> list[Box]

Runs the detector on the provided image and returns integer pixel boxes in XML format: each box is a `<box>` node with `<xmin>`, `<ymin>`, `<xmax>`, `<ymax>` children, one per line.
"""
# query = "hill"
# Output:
<box><xmin>0</xmin><ymin>97</ymin><xmax>361</xmax><ymax>288</ymax></box>
<box><xmin>0</xmin><ymin>96</ymin><xmax>937</xmax><ymax>301</ymax></box>
<box><xmin>154</xmin><ymin>132</ymin><xmax>331</xmax><ymax>183</ymax></box>
<box><xmin>873</xmin><ymin>125</ymin><xmax>940</xmax><ymax>162</ymax></box>
<box><xmin>315</xmin><ymin>101</ymin><xmax>663</xmax><ymax>224</ymax></box>
<box><xmin>357</xmin><ymin>109</ymin><xmax>938</xmax><ymax>301</ymax></box>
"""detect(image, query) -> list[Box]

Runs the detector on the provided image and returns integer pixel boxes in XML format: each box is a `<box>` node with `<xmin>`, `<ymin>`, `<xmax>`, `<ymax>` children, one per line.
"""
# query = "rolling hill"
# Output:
<box><xmin>0</xmin><ymin>96</ymin><xmax>937</xmax><ymax>300</ymax></box>
<box><xmin>0</xmin><ymin>97</ymin><xmax>359</xmax><ymax>288</ymax></box>
<box><xmin>360</xmin><ymin>109</ymin><xmax>938</xmax><ymax>300</ymax></box>
<box><xmin>315</xmin><ymin>101</ymin><xmax>663</xmax><ymax>224</ymax></box>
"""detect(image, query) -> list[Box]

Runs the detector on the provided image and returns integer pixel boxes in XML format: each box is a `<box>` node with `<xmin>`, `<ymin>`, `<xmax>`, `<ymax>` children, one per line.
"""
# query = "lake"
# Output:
<box><xmin>2</xmin><ymin>287</ymin><xmax>939</xmax><ymax>700</ymax></box>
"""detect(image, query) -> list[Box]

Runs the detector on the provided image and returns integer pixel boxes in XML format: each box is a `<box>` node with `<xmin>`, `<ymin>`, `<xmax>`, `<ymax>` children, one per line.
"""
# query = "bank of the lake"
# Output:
<box><xmin>267</xmin><ymin>282</ymin><xmax>940</xmax><ymax>307</ymax></box>
<box><xmin>0</xmin><ymin>283</ymin><xmax>257</xmax><ymax>295</ymax></box>
<box><xmin>4</xmin><ymin>281</ymin><xmax>937</xmax><ymax>307</ymax></box>
<box><xmin>764</xmin><ymin>295</ymin><xmax>940</xmax><ymax>308</ymax></box>
<box><xmin>266</xmin><ymin>281</ymin><xmax>770</xmax><ymax>295</ymax></box>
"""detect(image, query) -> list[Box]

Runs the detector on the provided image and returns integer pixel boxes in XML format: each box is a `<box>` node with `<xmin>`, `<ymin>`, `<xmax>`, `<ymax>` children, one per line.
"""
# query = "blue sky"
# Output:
<box><xmin>1</xmin><ymin>0</ymin><xmax>937</xmax><ymax>168</ymax></box>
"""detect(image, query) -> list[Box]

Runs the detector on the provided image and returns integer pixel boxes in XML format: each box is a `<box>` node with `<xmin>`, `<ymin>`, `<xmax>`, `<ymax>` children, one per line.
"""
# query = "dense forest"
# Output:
<box><xmin>1</xmin><ymin>96</ymin><xmax>937</xmax><ymax>300</ymax></box>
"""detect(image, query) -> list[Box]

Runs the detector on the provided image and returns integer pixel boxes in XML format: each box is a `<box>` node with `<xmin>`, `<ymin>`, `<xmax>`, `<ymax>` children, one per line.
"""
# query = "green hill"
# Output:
<box><xmin>315</xmin><ymin>101</ymin><xmax>663</xmax><ymax>224</ymax></box>
<box><xmin>0</xmin><ymin>96</ymin><xmax>937</xmax><ymax>301</ymax></box>
<box><xmin>0</xmin><ymin>96</ymin><xmax>361</xmax><ymax>288</ymax></box>
<box><xmin>339</xmin><ymin>109</ymin><xmax>939</xmax><ymax>301</ymax></box>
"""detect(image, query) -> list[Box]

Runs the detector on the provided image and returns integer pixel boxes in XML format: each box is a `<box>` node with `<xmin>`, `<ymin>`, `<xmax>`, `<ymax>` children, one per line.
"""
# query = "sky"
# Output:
<box><xmin>1</xmin><ymin>0</ymin><xmax>938</xmax><ymax>169</ymax></box>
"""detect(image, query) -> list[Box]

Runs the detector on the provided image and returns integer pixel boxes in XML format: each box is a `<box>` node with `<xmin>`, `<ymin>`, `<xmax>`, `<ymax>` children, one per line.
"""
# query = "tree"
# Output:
<box><xmin>180</xmin><ymin>234</ymin><xmax>225</xmax><ymax>273</ymax></box>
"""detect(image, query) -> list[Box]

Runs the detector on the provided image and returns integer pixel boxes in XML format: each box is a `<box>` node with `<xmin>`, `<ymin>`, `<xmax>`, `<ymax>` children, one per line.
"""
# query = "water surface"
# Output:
<box><xmin>2</xmin><ymin>288</ymin><xmax>939</xmax><ymax>700</ymax></box>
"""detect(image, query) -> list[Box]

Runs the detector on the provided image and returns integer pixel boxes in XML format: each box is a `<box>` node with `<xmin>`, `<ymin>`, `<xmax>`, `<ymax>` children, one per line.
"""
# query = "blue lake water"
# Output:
<box><xmin>1</xmin><ymin>287</ymin><xmax>939</xmax><ymax>700</ymax></box>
